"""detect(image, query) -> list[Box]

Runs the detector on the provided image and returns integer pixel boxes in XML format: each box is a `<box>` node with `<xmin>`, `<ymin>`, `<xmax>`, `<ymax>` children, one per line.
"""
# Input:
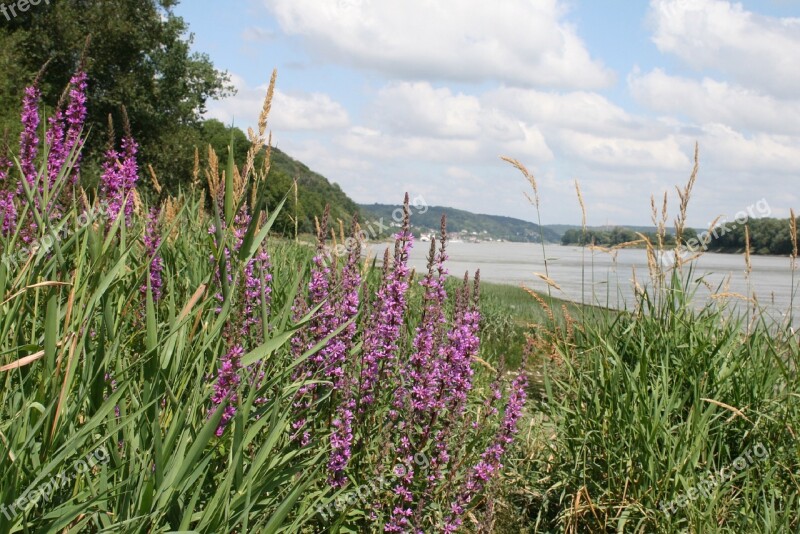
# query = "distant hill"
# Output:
<box><xmin>200</xmin><ymin>119</ymin><xmax>361</xmax><ymax>236</ymax></box>
<box><xmin>266</xmin><ymin>147</ymin><xmax>361</xmax><ymax>235</ymax></box>
<box><xmin>360</xmin><ymin>203</ymin><xmax>560</xmax><ymax>243</ymax></box>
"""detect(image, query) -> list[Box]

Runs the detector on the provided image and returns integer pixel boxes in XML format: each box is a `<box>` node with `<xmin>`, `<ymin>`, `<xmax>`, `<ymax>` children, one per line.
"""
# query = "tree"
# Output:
<box><xmin>0</xmin><ymin>0</ymin><xmax>233</xmax><ymax>188</ymax></box>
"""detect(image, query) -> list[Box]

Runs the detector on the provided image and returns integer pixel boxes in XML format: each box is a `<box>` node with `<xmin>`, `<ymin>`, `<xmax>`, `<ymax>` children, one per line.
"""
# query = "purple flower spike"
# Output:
<box><xmin>211</xmin><ymin>344</ymin><xmax>245</xmax><ymax>436</ymax></box>
<box><xmin>443</xmin><ymin>372</ymin><xmax>528</xmax><ymax>531</ymax></box>
<box><xmin>47</xmin><ymin>70</ymin><xmax>88</xmax><ymax>187</ymax></box>
<box><xmin>64</xmin><ymin>70</ymin><xmax>88</xmax><ymax>182</ymax></box>
<box><xmin>328</xmin><ymin>216</ymin><xmax>362</xmax><ymax>487</ymax></box>
<box><xmin>18</xmin><ymin>85</ymin><xmax>40</xmax><ymax>192</ymax></box>
<box><xmin>100</xmin><ymin>129</ymin><xmax>139</xmax><ymax>228</ymax></box>
<box><xmin>357</xmin><ymin>195</ymin><xmax>413</xmax><ymax>409</ymax></box>
<box><xmin>141</xmin><ymin>207</ymin><xmax>164</xmax><ymax>301</ymax></box>
<box><xmin>0</xmin><ymin>140</ymin><xmax>14</xmax><ymax>235</ymax></box>
<box><xmin>0</xmin><ymin>192</ymin><xmax>16</xmax><ymax>236</ymax></box>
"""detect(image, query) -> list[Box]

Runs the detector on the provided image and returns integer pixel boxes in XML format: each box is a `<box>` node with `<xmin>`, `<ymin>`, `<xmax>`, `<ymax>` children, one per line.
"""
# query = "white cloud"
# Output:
<box><xmin>364</xmin><ymin>82</ymin><xmax>554</xmax><ymax>162</ymax></box>
<box><xmin>558</xmin><ymin>131</ymin><xmax>691</xmax><ymax>171</ymax></box>
<box><xmin>337</xmin><ymin>126</ymin><xmax>481</xmax><ymax>162</ymax></box>
<box><xmin>263</xmin><ymin>0</ymin><xmax>614</xmax><ymax>89</ymax></box>
<box><xmin>371</xmin><ymin>83</ymin><xmax>483</xmax><ymax>138</ymax></box>
<box><xmin>649</xmin><ymin>0</ymin><xmax>800</xmax><ymax>97</ymax></box>
<box><xmin>697</xmin><ymin>123</ymin><xmax>800</xmax><ymax>173</ymax></box>
<box><xmin>272</xmin><ymin>91</ymin><xmax>350</xmax><ymax>130</ymax></box>
<box><xmin>206</xmin><ymin>74</ymin><xmax>349</xmax><ymax>132</ymax></box>
<box><xmin>629</xmin><ymin>69</ymin><xmax>800</xmax><ymax>135</ymax></box>
<box><xmin>483</xmin><ymin>87</ymin><xmax>653</xmax><ymax>138</ymax></box>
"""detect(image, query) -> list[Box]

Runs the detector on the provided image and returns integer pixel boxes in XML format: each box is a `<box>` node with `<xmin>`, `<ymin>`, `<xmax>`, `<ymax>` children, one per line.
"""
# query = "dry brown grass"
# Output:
<box><xmin>674</xmin><ymin>142</ymin><xmax>699</xmax><ymax>245</ymax></box>
<box><xmin>574</xmin><ymin>179</ymin><xmax>586</xmax><ymax>233</ymax></box>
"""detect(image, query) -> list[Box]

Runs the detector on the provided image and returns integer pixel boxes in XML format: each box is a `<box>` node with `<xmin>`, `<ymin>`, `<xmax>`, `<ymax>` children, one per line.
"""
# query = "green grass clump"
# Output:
<box><xmin>494</xmin><ymin>155</ymin><xmax>800</xmax><ymax>533</ymax></box>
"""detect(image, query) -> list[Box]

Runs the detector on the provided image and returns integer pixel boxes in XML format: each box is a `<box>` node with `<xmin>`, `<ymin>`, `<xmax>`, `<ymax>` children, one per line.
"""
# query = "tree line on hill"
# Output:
<box><xmin>701</xmin><ymin>217</ymin><xmax>799</xmax><ymax>255</ymax></box>
<box><xmin>561</xmin><ymin>218</ymin><xmax>800</xmax><ymax>256</ymax></box>
<box><xmin>560</xmin><ymin>227</ymin><xmax>682</xmax><ymax>248</ymax></box>
<box><xmin>361</xmin><ymin>203</ymin><xmax>561</xmax><ymax>243</ymax></box>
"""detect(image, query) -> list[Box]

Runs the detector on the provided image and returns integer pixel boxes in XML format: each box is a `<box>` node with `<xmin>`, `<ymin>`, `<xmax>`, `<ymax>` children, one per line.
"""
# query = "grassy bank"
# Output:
<box><xmin>1</xmin><ymin>76</ymin><xmax>798</xmax><ymax>534</ymax></box>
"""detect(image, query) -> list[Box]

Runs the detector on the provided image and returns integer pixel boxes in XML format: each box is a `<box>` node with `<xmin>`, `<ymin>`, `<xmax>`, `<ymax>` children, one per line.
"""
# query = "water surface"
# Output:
<box><xmin>375</xmin><ymin>241</ymin><xmax>799</xmax><ymax>326</ymax></box>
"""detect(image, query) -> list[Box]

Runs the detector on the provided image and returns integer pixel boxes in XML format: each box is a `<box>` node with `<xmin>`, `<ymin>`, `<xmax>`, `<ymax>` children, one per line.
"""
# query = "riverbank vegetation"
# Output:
<box><xmin>560</xmin><ymin>217</ymin><xmax>800</xmax><ymax>256</ymax></box>
<box><xmin>1</xmin><ymin>63</ymin><xmax>798</xmax><ymax>534</ymax></box>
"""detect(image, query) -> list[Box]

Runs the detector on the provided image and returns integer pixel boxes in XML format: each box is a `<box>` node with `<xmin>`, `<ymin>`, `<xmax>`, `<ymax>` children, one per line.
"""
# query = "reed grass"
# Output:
<box><xmin>495</xmin><ymin>148</ymin><xmax>800</xmax><ymax>533</ymax></box>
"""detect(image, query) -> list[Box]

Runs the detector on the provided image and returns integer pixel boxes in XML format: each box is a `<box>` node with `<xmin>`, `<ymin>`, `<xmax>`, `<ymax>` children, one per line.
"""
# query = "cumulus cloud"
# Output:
<box><xmin>483</xmin><ymin>87</ymin><xmax>654</xmax><ymax>138</ymax></box>
<box><xmin>558</xmin><ymin>131</ymin><xmax>691</xmax><ymax>170</ymax></box>
<box><xmin>697</xmin><ymin>123</ymin><xmax>800</xmax><ymax>173</ymax></box>
<box><xmin>629</xmin><ymin>69</ymin><xmax>800</xmax><ymax>135</ymax></box>
<box><xmin>272</xmin><ymin>91</ymin><xmax>350</xmax><ymax>130</ymax></box>
<box><xmin>263</xmin><ymin>0</ymin><xmax>614</xmax><ymax>89</ymax></box>
<box><xmin>361</xmin><ymin>82</ymin><xmax>554</xmax><ymax>161</ymax></box>
<box><xmin>649</xmin><ymin>0</ymin><xmax>800</xmax><ymax>97</ymax></box>
<box><xmin>337</xmin><ymin>126</ymin><xmax>481</xmax><ymax>162</ymax></box>
<box><xmin>365</xmin><ymin>82</ymin><xmax>684</xmax><ymax>169</ymax></box>
<box><xmin>371</xmin><ymin>83</ymin><xmax>483</xmax><ymax>138</ymax></box>
<box><xmin>206</xmin><ymin>74</ymin><xmax>349</xmax><ymax>131</ymax></box>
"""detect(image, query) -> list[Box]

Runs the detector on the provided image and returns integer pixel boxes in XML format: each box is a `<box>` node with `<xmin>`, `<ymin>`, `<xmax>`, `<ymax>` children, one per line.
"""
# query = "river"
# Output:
<box><xmin>390</xmin><ymin>240</ymin><xmax>799</xmax><ymax>327</ymax></box>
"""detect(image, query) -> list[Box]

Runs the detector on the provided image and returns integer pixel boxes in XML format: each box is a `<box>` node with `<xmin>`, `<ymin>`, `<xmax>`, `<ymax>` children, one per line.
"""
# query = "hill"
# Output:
<box><xmin>360</xmin><ymin>203</ymin><xmax>560</xmax><ymax>243</ymax></box>
<box><xmin>200</xmin><ymin>119</ymin><xmax>360</xmax><ymax>236</ymax></box>
<box><xmin>267</xmin><ymin>147</ymin><xmax>361</xmax><ymax>235</ymax></box>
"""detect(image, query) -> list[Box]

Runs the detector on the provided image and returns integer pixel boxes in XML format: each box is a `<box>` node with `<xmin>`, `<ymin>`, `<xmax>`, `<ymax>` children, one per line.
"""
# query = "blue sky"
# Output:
<box><xmin>174</xmin><ymin>0</ymin><xmax>800</xmax><ymax>227</ymax></box>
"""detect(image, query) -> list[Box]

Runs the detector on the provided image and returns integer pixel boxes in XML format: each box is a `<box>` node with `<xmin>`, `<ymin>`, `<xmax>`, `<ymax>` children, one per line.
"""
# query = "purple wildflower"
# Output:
<box><xmin>394</xmin><ymin>215</ymin><xmax>448</xmax><ymax>420</ymax></box>
<box><xmin>0</xmin><ymin>192</ymin><xmax>15</xmax><ymax>236</ymax></box>
<box><xmin>64</xmin><ymin>70</ymin><xmax>88</xmax><ymax>182</ymax></box>
<box><xmin>18</xmin><ymin>85</ymin><xmax>40</xmax><ymax>192</ymax></box>
<box><xmin>442</xmin><ymin>373</ymin><xmax>528</xmax><ymax>532</ymax></box>
<box><xmin>386</xmin><ymin>215</ymin><xmax>449</xmax><ymax>530</ymax></box>
<box><xmin>0</xmin><ymin>137</ymin><xmax>14</xmax><ymax>235</ymax></box>
<box><xmin>357</xmin><ymin>195</ymin><xmax>413</xmax><ymax>409</ymax></box>
<box><xmin>327</xmin><ymin>216</ymin><xmax>362</xmax><ymax>487</ymax></box>
<box><xmin>100</xmin><ymin>130</ymin><xmax>139</xmax><ymax>227</ymax></box>
<box><xmin>141</xmin><ymin>207</ymin><xmax>164</xmax><ymax>301</ymax></box>
<box><xmin>242</xmin><ymin>249</ymin><xmax>273</xmax><ymax>339</ymax></box>
<box><xmin>438</xmin><ymin>270</ymin><xmax>481</xmax><ymax>416</ymax></box>
<box><xmin>211</xmin><ymin>344</ymin><xmax>244</xmax><ymax>436</ymax></box>
<box><xmin>207</xmin><ymin>203</ymin><xmax>275</xmax><ymax>429</ymax></box>
<box><xmin>46</xmin><ymin>70</ymin><xmax>88</xmax><ymax>187</ymax></box>
<box><xmin>291</xmin><ymin>207</ymin><xmax>337</xmax><ymax>399</ymax></box>
<box><xmin>13</xmin><ymin>84</ymin><xmax>43</xmax><ymax>243</ymax></box>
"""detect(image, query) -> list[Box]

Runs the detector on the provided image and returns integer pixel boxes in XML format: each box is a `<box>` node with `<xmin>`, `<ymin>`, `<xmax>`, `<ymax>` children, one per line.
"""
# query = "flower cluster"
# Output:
<box><xmin>100</xmin><ymin>127</ymin><xmax>139</xmax><ymax>227</ymax></box>
<box><xmin>208</xmin><ymin>199</ymin><xmax>274</xmax><ymax>436</ymax></box>
<box><xmin>284</xmin><ymin>194</ymin><xmax>525</xmax><ymax>531</ymax></box>
<box><xmin>141</xmin><ymin>207</ymin><xmax>164</xmax><ymax>302</ymax></box>
<box><xmin>327</xmin><ymin>216</ymin><xmax>362</xmax><ymax>487</ymax></box>
<box><xmin>443</xmin><ymin>372</ymin><xmax>528</xmax><ymax>532</ymax></box>
<box><xmin>0</xmin><ymin>70</ymin><xmax>89</xmax><ymax>243</ymax></box>
<box><xmin>46</xmin><ymin>70</ymin><xmax>88</xmax><ymax>188</ymax></box>
<box><xmin>18</xmin><ymin>85</ymin><xmax>40</xmax><ymax>193</ymax></box>
<box><xmin>290</xmin><ymin>208</ymin><xmax>361</xmax><ymax>457</ymax></box>
<box><xmin>0</xmin><ymin>138</ymin><xmax>14</xmax><ymax>236</ymax></box>
<box><xmin>211</xmin><ymin>344</ymin><xmax>244</xmax><ymax>437</ymax></box>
